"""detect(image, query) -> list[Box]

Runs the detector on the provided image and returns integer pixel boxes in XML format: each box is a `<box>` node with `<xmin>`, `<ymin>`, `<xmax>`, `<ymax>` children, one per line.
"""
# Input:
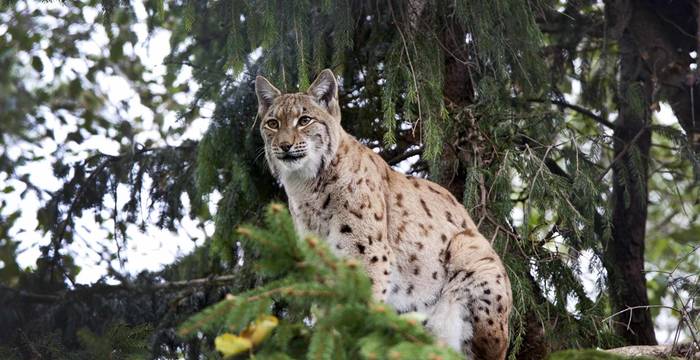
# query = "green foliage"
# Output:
<box><xmin>195</xmin><ymin>73</ymin><xmax>284</xmax><ymax>263</ymax></box>
<box><xmin>75</xmin><ymin>323</ymin><xmax>152</xmax><ymax>360</ymax></box>
<box><xmin>547</xmin><ymin>349</ymin><xmax>653</xmax><ymax>360</ymax></box>
<box><xmin>179</xmin><ymin>204</ymin><xmax>461</xmax><ymax>359</ymax></box>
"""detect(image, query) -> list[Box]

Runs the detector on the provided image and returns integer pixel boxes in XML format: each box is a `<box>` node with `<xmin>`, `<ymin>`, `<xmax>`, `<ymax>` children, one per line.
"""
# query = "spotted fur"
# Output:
<box><xmin>256</xmin><ymin>69</ymin><xmax>512</xmax><ymax>359</ymax></box>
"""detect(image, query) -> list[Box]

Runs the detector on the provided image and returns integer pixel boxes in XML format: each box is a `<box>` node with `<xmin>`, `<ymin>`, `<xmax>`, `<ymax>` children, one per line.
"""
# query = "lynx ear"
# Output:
<box><xmin>307</xmin><ymin>69</ymin><xmax>339</xmax><ymax>113</ymax></box>
<box><xmin>255</xmin><ymin>75</ymin><xmax>281</xmax><ymax>116</ymax></box>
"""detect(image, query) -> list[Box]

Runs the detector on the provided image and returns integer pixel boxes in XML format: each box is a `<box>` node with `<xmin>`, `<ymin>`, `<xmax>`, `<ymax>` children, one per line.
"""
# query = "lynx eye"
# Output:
<box><xmin>265</xmin><ymin>119</ymin><xmax>279</xmax><ymax>130</ymax></box>
<box><xmin>297</xmin><ymin>116</ymin><xmax>313</xmax><ymax>127</ymax></box>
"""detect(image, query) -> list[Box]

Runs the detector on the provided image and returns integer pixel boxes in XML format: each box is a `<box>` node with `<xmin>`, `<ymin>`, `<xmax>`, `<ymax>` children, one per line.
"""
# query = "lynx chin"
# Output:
<box><xmin>255</xmin><ymin>69</ymin><xmax>512</xmax><ymax>359</ymax></box>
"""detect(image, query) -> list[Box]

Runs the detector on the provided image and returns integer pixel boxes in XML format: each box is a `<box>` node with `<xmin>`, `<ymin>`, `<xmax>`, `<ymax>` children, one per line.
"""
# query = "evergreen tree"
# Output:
<box><xmin>0</xmin><ymin>0</ymin><xmax>698</xmax><ymax>359</ymax></box>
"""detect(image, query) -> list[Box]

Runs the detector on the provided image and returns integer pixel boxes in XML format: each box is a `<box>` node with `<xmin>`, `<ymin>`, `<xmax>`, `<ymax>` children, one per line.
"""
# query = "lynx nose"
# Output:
<box><xmin>279</xmin><ymin>142</ymin><xmax>292</xmax><ymax>152</ymax></box>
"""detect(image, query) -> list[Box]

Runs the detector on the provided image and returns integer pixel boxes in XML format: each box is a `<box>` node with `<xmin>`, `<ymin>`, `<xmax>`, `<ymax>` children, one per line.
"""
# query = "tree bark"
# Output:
<box><xmin>606</xmin><ymin>344</ymin><xmax>699</xmax><ymax>359</ymax></box>
<box><xmin>604</xmin><ymin>2</ymin><xmax>657</xmax><ymax>343</ymax></box>
<box><xmin>435</xmin><ymin>13</ymin><xmax>471</xmax><ymax>198</ymax></box>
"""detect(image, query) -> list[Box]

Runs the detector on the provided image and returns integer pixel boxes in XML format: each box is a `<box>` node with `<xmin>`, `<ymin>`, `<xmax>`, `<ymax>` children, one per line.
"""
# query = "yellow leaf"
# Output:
<box><xmin>240</xmin><ymin>315</ymin><xmax>279</xmax><ymax>346</ymax></box>
<box><xmin>214</xmin><ymin>333</ymin><xmax>252</xmax><ymax>358</ymax></box>
<box><xmin>399</xmin><ymin>311</ymin><xmax>427</xmax><ymax>325</ymax></box>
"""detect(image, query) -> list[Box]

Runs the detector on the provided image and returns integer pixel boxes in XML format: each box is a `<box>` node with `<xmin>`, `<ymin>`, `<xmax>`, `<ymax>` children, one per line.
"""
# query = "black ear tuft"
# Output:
<box><xmin>255</xmin><ymin>75</ymin><xmax>281</xmax><ymax>115</ymax></box>
<box><xmin>307</xmin><ymin>69</ymin><xmax>338</xmax><ymax>110</ymax></box>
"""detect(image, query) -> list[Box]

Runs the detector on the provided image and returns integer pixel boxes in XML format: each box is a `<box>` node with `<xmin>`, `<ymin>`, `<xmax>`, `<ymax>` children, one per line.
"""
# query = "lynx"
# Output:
<box><xmin>255</xmin><ymin>69</ymin><xmax>512</xmax><ymax>359</ymax></box>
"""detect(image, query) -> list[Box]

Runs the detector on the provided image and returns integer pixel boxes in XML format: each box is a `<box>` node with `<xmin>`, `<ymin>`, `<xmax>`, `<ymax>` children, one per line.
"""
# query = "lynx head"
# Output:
<box><xmin>255</xmin><ymin>69</ymin><xmax>342</xmax><ymax>180</ymax></box>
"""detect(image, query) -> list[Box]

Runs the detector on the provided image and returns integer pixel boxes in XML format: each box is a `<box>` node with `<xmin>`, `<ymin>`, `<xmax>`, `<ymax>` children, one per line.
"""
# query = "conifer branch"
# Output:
<box><xmin>597</xmin><ymin>126</ymin><xmax>648</xmax><ymax>182</ymax></box>
<box><xmin>526</xmin><ymin>98</ymin><xmax>617</xmax><ymax>130</ymax></box>
<box><xmin>0</xmin><ymin>275</ymin><xmax>241</xmax><ymax>304</ymax></box>
<box><xmin>0</xmin><ymin>284</ymin><xmax>61</xmax><ymax>303</ymax></box>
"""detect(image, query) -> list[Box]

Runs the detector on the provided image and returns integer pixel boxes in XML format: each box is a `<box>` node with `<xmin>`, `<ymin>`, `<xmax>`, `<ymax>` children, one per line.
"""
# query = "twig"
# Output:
<box><xmin>526</xmin><ymin>98</ymin><xmax>617</xmax><ymax>130</ymax></box>
<box><xmin>596</xmin><ymin>125</ymin><xmax>648</xmax><ymax>182</ymax></box>
<box><xmin>152</xmin><ymin>274</ymin><xmax>239</xmax><ymax>289</ymax></box>
<box><xmin>602</xmin><ymin>304</ymin><xmax>681</xmax><ymax>324</ymax></box>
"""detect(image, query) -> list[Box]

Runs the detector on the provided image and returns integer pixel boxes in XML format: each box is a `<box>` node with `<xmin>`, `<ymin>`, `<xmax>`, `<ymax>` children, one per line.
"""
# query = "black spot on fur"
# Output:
<box><xmin>356</xmin><ymin>243</ymin><xmax>366</xmax><ymax>254</ymax></box>
<box><xmin>322</xmin><ymin>194</ymin><xmax>331</xmax><ymax>209</ymax></box>
<box><xmin>350</xmin><ymin>209</ymin><xmax>363</xmax><ymax>219</ymax></box>
<box><xmin>432</xmin><ymin>271</ymin><xmax>438</xmax><ymax>280</ymax></box>
<box><xmin>340</xmin><ymin>224</ymin><xmax>352</xmax><ymax>233</ymax></box>
<box><xmin>441</xmin><ymin>234</ymin><xmax>447</xmax><ymax>243</ymax></box>
<box><xmin>484</xmin><ymin>289</ymin><xmax>491</xmax><ymax>295</ymax></box>
<box><xmin>413</xmin><ymin>267</ymin><xmax>420</xmax><ymax>275</ymax></box>
<box><xmin>420</xmin><ymin>199</ymin><xmax>432</xmax><ymax>217</ymax></box>
<box><xmin>406</xmin><ymin>284</ymin><xmax>414</xmax><ymax>295</ymax></box>
<box><xmin>449</xmin><ymin>270</ymin><xmax>464</xmax><ymax>283</ymax></box>
<box><xmin>382</xmin><ymin>255</ymin><xmax>388</xmax><ymax>262</ymax></box>
<box><xmin>370</xmin><ymin>256</ymin><xmax>378</xmax><ymax>263</ymax></box>
<box><xmin>445</xmin><ymin>211</ymin><xmax>455</xmax><ymax>225</ymax></box>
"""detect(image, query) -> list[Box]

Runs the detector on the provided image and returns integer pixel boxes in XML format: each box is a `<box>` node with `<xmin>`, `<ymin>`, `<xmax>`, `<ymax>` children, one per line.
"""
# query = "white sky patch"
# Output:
<box><xmin>4</xmin><ymin>0</ymin><xmax>209</xmax><ymax>285</ymax></box>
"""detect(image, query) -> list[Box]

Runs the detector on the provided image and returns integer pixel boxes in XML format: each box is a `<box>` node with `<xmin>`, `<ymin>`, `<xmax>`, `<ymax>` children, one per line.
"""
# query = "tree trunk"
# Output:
<box><xmin>435</xmin><ymin>15</ymin><xmax>471</xmax><ymax>198</ymax></box>
<box><xmin>604</xmin><ymin>23</ymin><xmax>657</xmax><ymax>345</ymax></box>
<box><xmin>607</xmin><ymin>0</ymin><xmax>700</xmax><ymax>159</ymax></box>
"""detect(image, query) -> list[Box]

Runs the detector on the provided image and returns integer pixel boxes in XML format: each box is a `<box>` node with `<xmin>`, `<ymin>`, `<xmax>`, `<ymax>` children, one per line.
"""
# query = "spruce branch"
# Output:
<box><xmin>525</xmin><ymin>98</ymin><xmax>617</xmax><ymax>130</ymax></box>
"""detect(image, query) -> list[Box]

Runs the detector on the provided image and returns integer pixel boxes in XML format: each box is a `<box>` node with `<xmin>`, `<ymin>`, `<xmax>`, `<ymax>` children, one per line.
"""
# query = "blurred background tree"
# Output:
<box><xmin>0</xmin><ymin>0</ymin><xmax>698</xmax><ymax>359</ymax></box>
